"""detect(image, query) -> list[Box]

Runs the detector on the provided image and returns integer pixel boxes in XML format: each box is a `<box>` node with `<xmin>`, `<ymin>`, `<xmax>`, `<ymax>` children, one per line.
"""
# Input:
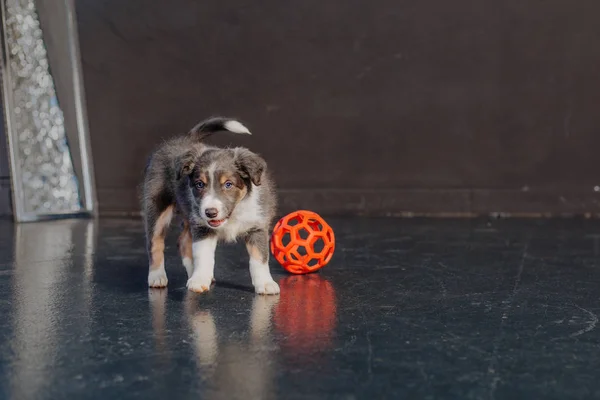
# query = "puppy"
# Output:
<box><xmin>141</xmin><ymin>117</ymin><xmax>280</xmax><ymax>295</ymax></box>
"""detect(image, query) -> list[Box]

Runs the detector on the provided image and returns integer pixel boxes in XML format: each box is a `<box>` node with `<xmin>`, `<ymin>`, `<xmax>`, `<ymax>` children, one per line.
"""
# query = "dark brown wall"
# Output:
<box><xmin>75</xmin><ymin>0</ymin><xmax>600</xmax><ymax>217</ymax></box>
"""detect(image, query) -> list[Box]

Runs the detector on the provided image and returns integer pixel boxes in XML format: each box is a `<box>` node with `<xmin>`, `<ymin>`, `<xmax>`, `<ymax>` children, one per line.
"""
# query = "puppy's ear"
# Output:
<box><xmin>175</xmin><ymin>151</ymin><xmax>196</xmax><ymax>180</ymax></box>
<box><xmin>234</xmin><ymin>148</ymin><xmax>266</xmax><ymax>186</ymax></box>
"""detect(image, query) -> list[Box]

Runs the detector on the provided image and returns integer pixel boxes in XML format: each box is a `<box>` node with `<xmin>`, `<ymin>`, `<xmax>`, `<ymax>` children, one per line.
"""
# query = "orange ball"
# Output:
<box><xmin>270</xmin><ymin>210</ymin><xmax>335</xmax><ymax>274</ymax></box>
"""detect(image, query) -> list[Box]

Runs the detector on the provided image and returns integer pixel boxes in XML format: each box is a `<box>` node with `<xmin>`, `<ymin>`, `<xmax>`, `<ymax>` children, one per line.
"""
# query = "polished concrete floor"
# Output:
<box><xmin>1</xmin><ymin>217</ymin><xmax>600</xmax><ymax>399</ymax></box>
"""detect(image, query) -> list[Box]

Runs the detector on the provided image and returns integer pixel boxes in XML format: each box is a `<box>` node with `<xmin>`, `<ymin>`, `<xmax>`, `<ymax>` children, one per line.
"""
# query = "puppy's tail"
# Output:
<box><xmin>188</xmin><ymin>117</ymin><xmax>251</xmax><ymax>141</ymax></box>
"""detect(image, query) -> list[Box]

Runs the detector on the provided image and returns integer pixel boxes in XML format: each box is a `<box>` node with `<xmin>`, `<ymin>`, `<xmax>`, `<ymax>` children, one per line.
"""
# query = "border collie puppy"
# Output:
<box><xmin>141</xmin><ymin>117</ymin><xmax>279</xmax><ymax>295</ymax></box>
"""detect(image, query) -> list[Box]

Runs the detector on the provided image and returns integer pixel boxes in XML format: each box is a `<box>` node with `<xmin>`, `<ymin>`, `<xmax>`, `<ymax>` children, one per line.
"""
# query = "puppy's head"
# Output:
<box><xmin>177</xmin><ymin>147</ymin><xmax>266</xmax><ymax>229</ymax></box>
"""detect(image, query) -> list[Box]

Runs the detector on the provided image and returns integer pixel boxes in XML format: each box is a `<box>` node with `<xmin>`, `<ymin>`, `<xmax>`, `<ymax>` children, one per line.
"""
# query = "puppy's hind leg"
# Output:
<box><xmin>245</xmin><ymin>229</ymin><xmax>280</xmax><ymax>295</ymax></box>
<box><xmin>146</xmin><ymin>204</ymin><xmax>174</xmax><ymax>287</ymax></box>
<box><xmin>178</xmin><ymin>220</ymin><xmax>194</xmax><ymax>279</ymax></box>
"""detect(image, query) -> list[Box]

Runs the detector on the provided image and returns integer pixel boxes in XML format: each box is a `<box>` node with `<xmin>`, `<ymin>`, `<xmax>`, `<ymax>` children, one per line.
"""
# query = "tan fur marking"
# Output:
<box><xmin>219</xmin><ymin>172</ymin><xmax>244</xmax><ymax>190</ymax></box>
<box><xmin>237</xmin><ymin>185</ymin><xmax>248</xmax><ymax>201</ymax></box>
<box><xmin>178</xmin><ymin>221</ymin><xmax>193</xmax><ymax>259</ymax></box>
<box><xmin>150</xmin><ymin>205</ymin><xmax>174</xmax><ymax>271</ymax></box>
<box><xmin>219</xmin><ymin>173</ymin><xmax>238</xmax><ymax>185</ymax></box>
<box><xmin>218</xmin><ymin>171</ymin><xmax>248</xmax><ymax>203</ymax></box>
<box><xmin>246</xmin><ymin>243</ymin><xmax>264</xmax><ymax>262</ymax></box>
<box><xmin>199</xmin><ymin>172</ymin><xmax>208</xmax><ymax>184</ymax></box>
<box><xmin>189</xmin><ymin>285</ymin><xmax>210</xmax><ymax>293</ymax></box>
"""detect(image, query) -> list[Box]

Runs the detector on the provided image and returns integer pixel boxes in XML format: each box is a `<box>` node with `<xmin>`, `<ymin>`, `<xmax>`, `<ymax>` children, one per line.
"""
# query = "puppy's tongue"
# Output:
<box><xmin>208</xmin><ymin>219</ymin><xmax>225</xmax><ymax>227</ymax></box>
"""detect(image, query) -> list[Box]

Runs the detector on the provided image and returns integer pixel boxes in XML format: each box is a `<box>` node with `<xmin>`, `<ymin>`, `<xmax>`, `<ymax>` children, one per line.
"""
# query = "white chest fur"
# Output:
<box><xmin>217</xmin><ymin>185</ymin><xmax>263</xmax><ymax>242</ymax></box>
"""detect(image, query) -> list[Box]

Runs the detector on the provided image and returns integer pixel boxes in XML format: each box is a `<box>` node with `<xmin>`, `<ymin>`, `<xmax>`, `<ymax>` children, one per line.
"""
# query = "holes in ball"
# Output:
<box><xmin>287</xmin><ymin>216</ymin><xmax>300</xmax><ymax>226</ymax></box>
<box><xmin>307</xmin><ymin>258</ymin><xmax>319</xmax><ymax>267</ymax></box>
<box><xmin>323</xmin><ymin>245</ymin><xmax>334</xmax><ymax>262</ymax></box>
<box><xmin>307</xmin><ymin>219</ymin><xmax>323</xmax><ymax>231</ymax></box>
<box><xmin>313</xmin><ymin>237</ymin><xmax>325</xmax><ymax>254</ymax></box>
<box><xmin>296</xmin><ymin>245</ymin><xmax>308</xmax><ymax>257</ymax></box>
<box><xmin>281</xmin><ymin>231</ymin><xmax>292</xmax><ymax>248</ymax></box>
<box><xmin>326</xmin><ymin>230</ymin><xmax>333</xmax><ymax>242</ymax></box>
<box><xmin>298</xmin><ymin>228</ymin><xmax>310</xmax><ymax>240</ymax></box>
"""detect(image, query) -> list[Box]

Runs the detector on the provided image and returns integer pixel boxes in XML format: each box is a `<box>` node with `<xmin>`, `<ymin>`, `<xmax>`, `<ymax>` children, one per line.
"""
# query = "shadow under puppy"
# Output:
<box><xmin>141</xmin><ymin>117</ymin><xmax>280</xmax><ymax>295</ymax></box>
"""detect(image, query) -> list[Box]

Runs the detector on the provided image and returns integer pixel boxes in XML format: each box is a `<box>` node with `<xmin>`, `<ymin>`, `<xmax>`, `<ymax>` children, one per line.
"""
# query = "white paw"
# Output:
<box><xmin>187</xmin><ymin>276</ymin><xmax>213</xmax><ymax>293</ymax></box>
<box><xmin>148</xmin><ymin>269</ymin><xmax>168</xmax><ymax>288</ymax></box>
<box><xmin>254</xmin><ymin>279</ymin><xmax>280</xmax><ymax>295</ymax></box>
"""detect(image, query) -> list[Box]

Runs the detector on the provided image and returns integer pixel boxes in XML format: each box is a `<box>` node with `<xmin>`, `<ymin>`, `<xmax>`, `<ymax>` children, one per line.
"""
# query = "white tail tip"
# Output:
<box><xmin>224</xmin><ymin>120</ymin><xmax>251</xmax><ymax>135</ymax></box>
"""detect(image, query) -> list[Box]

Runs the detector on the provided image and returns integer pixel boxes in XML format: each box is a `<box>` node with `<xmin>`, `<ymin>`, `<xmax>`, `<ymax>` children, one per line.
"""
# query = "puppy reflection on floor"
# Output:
<box><xmin>148</xmin><ymin>288</ymin><xmax>279</xmax><ymax>398</ymax></box>
<box><xmin>148</xmin><ymin>288</ymin><xmax>169</xmax><ymax>356</ymax></box>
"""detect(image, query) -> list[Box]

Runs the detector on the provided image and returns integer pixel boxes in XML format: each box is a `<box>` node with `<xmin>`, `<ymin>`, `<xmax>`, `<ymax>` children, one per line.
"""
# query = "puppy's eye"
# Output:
<box><xmin>195</xmin><ymin>181</ymin><xmax>205</xmax><ymax>189</ymax></box>
<box><xmin>224</xmin><ymin>181</ymin><xmax>233</xmax><ymax>189</ymax></box>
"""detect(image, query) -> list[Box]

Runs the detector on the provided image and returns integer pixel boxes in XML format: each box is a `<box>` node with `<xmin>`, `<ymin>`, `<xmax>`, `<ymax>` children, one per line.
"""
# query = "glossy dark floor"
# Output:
<box><xmin>1</xmin><ymin>218</ymin><xmax>600</xmax><ymax>399</ymax></box>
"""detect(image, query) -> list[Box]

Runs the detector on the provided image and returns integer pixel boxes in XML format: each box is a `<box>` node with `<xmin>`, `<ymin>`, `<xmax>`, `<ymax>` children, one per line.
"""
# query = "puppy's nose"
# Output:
<box><xmin>205</xmin><ymin>208</ymin><xmax>218</xmax><ymax>219</ymax></box>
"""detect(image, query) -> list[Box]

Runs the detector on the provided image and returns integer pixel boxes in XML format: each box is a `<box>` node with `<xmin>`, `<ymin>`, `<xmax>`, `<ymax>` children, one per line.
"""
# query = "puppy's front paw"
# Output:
<box><xmin>187</xmin><ymin>276</ymin><xmax>213</xmax><ymax>293</ymax></box>
<box><xmin>254</xmin><ymin>279</ymin><xmax>280</xmax><ymax>295</ymax></box>
<box><xmin>148</xmin><ymin>269</ymin><xmax>168</xmax><ymax>288</ymax></box>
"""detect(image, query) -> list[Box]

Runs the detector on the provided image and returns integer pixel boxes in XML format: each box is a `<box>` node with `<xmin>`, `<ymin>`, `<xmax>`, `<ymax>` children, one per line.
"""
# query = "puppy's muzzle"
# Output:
<box><xmin>205</xmin><ymin>208</ymin><xmax>219</xmax><ymax>218</ymax></box>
